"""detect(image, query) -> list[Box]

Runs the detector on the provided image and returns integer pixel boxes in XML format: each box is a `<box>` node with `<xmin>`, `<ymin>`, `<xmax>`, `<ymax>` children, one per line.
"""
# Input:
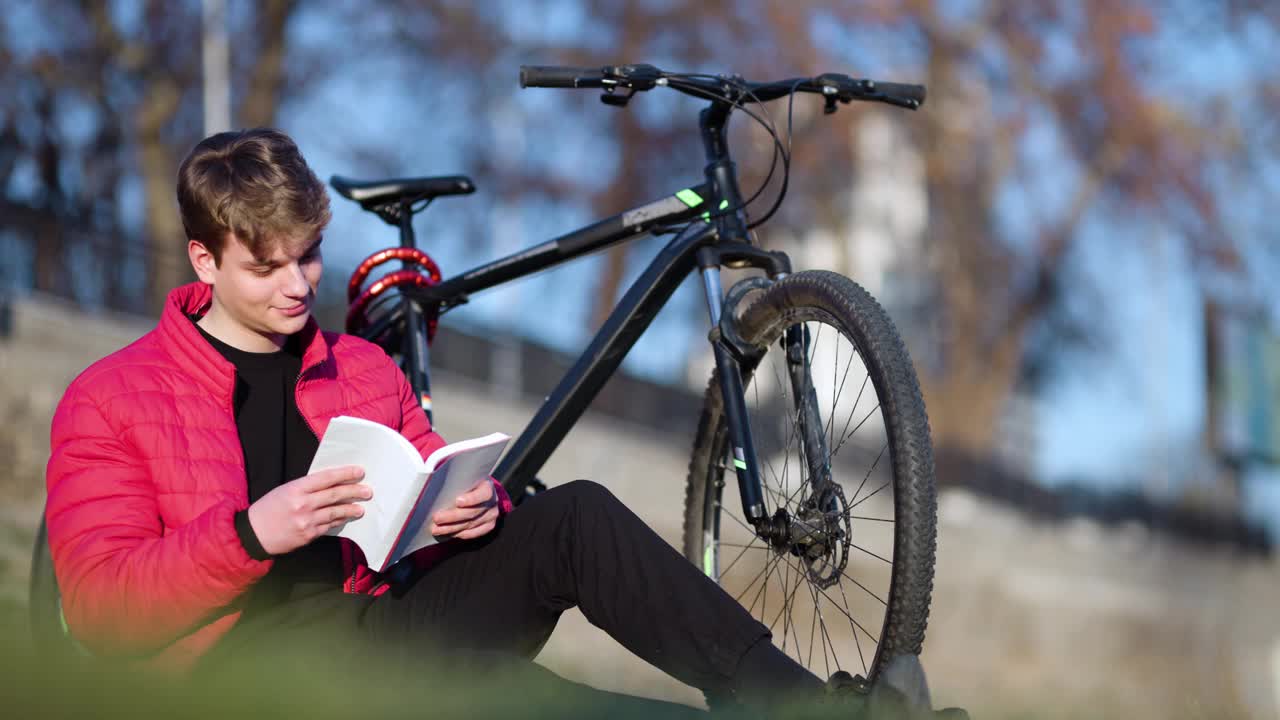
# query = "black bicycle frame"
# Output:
<box><xmin>388</xmin><ymin>98</ymin><xmax>792</xmax><ymax>524</ymax></box>
<box><xmin>403</xmin><ymin>190</ymin><xmax>721</xmax><ymax>489</ymax></box>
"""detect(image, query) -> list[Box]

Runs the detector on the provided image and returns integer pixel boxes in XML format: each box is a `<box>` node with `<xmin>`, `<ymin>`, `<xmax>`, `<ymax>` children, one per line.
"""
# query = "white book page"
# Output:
<box><xmin>391</xmin><ymin>435</ymin><xmax>509</xmax><ymax>564</ymax></box>
<box><xmin>422</xmin><ymin>432</ymin><xmax>511</xmax><ymax>474</ymax></box>
<box><xmin>309</xmin><ymin>416</ymin><xmax>426</xmax><ymax>571</ymax></box>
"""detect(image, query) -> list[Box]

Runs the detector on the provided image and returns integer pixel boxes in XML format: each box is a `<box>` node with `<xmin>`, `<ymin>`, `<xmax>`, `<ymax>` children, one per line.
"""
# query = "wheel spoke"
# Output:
<box><xmin>783</xmin><ymin>379</ymin><xmax>804</xmax><ymax>486</ymax></box>
<box><xmin>753</xmin><ymin>538</ymin><xmax>790</xmax><ymax>621</ymax></box>
<box><xmin>810</xmin><ymin>579</ymin><xmax>843</xmax><ymax>672</ymax></box>
<box><xmin>731</xmin><ymin>552</ymin><xmax>775</xmax><ymax>605</ymax></box>
<box><xmin>848</xmin><ymin>443</ymin><xmax>888</xmax><ymax>507</ymax></box>
<box><xmin>767</xmin><ymin>548</ymin><xmax>805</xmax><ymax>644</ymax></box>
<box><xmin>803</xmin><ymin>572</ymin><xmax>834</xmax><ymax>678</ymax></box>
<box><xmin>829</xmin><ymin>329</ymin><xmax>839</xmax><ymax>452</ymax></box>
<box><xmin>850</xmin><ymin>480</ymin><xmax>890</xmax><ymax>511</ymax></box>
<box><xmin>718</xmin><ymin>535</ymin><xmax>768</xmax><ymax>579</ymax></box>
<box><xmin>757</xmin><ymin>453</ymin><xmax>790</xmax><ymax>510</ymax></box>
<box><xmin>782</xmin><ymin>558</ymin><xmax>806</xmax><ymax>656</ymax></box>
<box><xmin>751</xmin><ymin>379</ymin><xmax>791</xmax><ymax>510</ymax></box>
<box><xmin>807</xmin><ymin>581</ymin><xmax>820</xmax><ymax>669</ymax></box>
<box><xmin>826</xmin><ymin>337</ymin><xmax>855</xmax><ymax>455</ymax></box>
<box><xmin>849</xmin><ymin>541</ymin><xmax>893</xmax><ymax>565</ymax></box>
<box><xmin>780</xmin><ymin>556</ymin><xmax>882</xmax><ymax>644</ymax></box>
<box><xmin>802</xmin><ymin>322</ymin><xmax>825</xmax><ymax>487</ymax></box>
<box><xmin>838</xmin><ymin>567</ymin><xmax>889</xmax><ymax>606</ymax></box>
<box><xmin>771</xmin><ymin>550</ymin><xmax>792</xmax><ymax>651</ymax></box>
<box><xmin>833</xmin><ymin>400</ymin><xmax>881</xmax><ymax>459</ymax></box>
<box><xmin>831</xmin><ymin>374</ymin><xmax>871</xmax><ymax>459</ymax></box>
<box><xmin>769</xmin><ymin>356</ymin><xmax>801</xmax><ymax>498</ymax></box>
<box><xmin>780</xmin><ymin>404</ymin><xmax>820</xmax><ymax>511</ymax></box>
<box><xmin>720</xmin><ymin>503</ymin><xmax>760</xmax><ymax>536</ymax></box>
<box><xmin>836</xmin><ymin>570</ymin><xmax>870</xmax><ymax>676</ymax></box>
<box><xmin>718</xmin><ymin>506</ymin><xmax>773</xmax><ymax>580</ymax></box>
<box><xmin>747</xmin><ymin>548</ymin><xmax>784</xmax><ymax>616</ymax></box>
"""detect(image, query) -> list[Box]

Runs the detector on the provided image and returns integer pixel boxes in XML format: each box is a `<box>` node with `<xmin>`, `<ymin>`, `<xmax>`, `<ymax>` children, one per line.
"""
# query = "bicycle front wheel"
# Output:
<box><xmin>682</xmin><ymin>270</ymin><xmax>936</xmax><ymax>685</ymax></box>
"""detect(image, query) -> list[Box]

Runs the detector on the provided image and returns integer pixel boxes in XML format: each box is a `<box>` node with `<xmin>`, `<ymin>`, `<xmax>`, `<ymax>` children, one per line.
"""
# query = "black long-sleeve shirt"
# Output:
<box><xmin>194</xmin><ymin>321</ymin><xmax>343</xmax><ymax>613</ymax></box>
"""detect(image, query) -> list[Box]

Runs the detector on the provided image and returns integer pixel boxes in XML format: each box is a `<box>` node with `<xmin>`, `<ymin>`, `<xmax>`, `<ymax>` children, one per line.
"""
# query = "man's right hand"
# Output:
<box><xmin>247</xmin><ymin>466</ymin><xmax>371</xmax><ymax>556</ymax></box>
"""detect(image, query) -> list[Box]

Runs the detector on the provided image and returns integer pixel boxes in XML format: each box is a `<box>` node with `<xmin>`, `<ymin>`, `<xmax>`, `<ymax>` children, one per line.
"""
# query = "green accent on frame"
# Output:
<box><xmin>700</xmin><ymin>199</ymin><xmax>731</xmax><ymax>223</ymax></box>
<box><xmin>675</xmin><ymin>188</ymin><xmax>704</xmax><ymax>207</ymax></box>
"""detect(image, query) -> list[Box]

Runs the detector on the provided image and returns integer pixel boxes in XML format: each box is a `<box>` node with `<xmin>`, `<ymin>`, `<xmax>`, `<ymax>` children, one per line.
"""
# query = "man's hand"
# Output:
<box><xmin>247</xmin><ymin>466</ymin><xmax>370</xmax><ymax>556</ymax></box>
<box><xmin>430</xmin><ymin>479</ymin><xmax>499</xmax><ymax>540</ymax></box>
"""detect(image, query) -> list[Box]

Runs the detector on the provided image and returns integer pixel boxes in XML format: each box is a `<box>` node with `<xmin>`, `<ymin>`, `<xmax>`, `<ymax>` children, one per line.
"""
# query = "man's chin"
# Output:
<box><xmin>270</xmin><ymin>311</ymin><xmax>311</xmax><ymax>335</ymax></box>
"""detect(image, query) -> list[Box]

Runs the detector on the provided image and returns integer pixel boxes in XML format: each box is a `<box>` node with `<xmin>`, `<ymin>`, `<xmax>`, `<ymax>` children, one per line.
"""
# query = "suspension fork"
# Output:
<box><xmin>696</xmin><ymin>245</ymin><xmax>791</xmax><ymax>528</ymax></box>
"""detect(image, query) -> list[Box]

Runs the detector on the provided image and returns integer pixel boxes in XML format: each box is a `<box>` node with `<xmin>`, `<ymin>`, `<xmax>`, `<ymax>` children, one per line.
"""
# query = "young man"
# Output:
<box><xmin>44</xmin><ymin>128</ymin><xmax>960</xmax><ymax>718</ymax></box>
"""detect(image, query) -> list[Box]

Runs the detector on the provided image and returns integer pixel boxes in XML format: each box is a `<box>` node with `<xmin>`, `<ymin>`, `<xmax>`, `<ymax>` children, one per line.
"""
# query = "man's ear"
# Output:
<box><xmin>188</xmin><ymin>240</ymin><xmax>218</xmax><ymax>284</ymax></box>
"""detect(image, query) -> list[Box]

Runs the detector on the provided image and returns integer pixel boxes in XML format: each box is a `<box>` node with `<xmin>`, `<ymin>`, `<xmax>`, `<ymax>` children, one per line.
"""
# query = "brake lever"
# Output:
<box><xmin>607</xmin><ymin>63</ymin><xmax>663</xmax><ymax>90</ymax></box>
<box><xmin>599</xmin><ymin>63</ymin><xmax>663</xmax><ymax>108</ymax></box>
<box><xmin>601</xmin><ymin>85</ymin><xmax>636</xmax><ymax>107</ymax></box>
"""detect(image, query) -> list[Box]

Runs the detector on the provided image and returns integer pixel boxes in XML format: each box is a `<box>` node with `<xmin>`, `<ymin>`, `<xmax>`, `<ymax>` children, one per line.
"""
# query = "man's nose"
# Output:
<box><xmin>281</xmin><ymin>262</ymin><xmax>310</xmax><ymax>298</ymax></box>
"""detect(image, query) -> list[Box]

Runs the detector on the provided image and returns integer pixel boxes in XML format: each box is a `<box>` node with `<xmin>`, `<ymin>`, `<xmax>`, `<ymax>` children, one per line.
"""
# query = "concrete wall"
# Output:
<box><xmin>2</xmin><ymin>293</ymin><xmax>1278</xmax><ymax>718</ymax></box>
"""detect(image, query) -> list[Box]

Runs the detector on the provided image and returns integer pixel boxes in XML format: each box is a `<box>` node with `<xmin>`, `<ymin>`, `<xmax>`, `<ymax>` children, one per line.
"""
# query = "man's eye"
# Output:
<box><xmin>253</xmin><ymin>267</ymin><xmax>274</xmax><ymax>276</ymax></box>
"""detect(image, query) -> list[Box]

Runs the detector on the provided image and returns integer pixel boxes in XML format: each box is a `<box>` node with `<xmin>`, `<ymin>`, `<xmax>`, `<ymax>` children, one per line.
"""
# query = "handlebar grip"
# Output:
<box><xmin>519</xmin><ymin>65</ymin><xmax>605</xmax><ymax>88</ymax></box>
<box><xmin>872</xmin><ymin>81</ymin><xmax>927</xmax><ymax>106</ymax></box>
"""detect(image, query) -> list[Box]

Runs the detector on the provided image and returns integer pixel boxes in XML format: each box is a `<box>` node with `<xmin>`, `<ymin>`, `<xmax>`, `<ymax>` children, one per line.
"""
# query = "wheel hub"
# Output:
<box><xmin>760</xmin><ymin>484</ymin><xmax>852</xmax><ymax>590</ymax></box>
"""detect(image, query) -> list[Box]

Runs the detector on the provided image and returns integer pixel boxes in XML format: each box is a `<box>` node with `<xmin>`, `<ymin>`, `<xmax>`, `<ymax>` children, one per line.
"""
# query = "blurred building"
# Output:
<box><xmin>1205</xmin><ymin>301</ymin><xmax>1280</xmax><ymax>525</ymax></box>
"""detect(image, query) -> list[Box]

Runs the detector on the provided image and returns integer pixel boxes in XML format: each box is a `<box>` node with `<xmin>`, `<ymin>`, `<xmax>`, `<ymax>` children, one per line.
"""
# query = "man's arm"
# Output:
<box><xmin>45</xmin><ymin>389</ymin><xmax>273</xmax><ymax>658</ymax></box>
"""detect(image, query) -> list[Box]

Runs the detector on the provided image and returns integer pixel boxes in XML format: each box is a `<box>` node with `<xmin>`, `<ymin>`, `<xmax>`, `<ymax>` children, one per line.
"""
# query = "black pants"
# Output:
<box><xmin>202</xmin><ymin>481</ymin><xmax>772</xmax><ymax>716</ymax></box>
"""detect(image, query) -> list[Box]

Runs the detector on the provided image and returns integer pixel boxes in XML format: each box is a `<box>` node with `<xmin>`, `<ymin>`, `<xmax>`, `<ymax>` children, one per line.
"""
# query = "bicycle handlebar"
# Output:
<box><xmin>520</xmin><ymin>65</ymin><xmax>606</xmax><ymax>89</ymax></box>
<box><xmin>518</xmin><ymin>64</ymin><xmax>926</xmax><ymax>110</ymax></box>
<box><xmin>864</xmin><ymin>81</ymin><xmax>926</xmax><ymax>106</ymax></box>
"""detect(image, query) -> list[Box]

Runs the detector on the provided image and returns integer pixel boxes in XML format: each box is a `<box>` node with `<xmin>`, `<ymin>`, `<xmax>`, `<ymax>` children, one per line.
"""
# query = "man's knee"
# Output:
<box><xmin>554</xmin><ymin>478</ymin><xmax>615</xmax><ymax>505</ymax></box>
<box><xmin>527</xmin><ymin>480</ymin><xmax>624</xmax><ymax>526</ymax></box>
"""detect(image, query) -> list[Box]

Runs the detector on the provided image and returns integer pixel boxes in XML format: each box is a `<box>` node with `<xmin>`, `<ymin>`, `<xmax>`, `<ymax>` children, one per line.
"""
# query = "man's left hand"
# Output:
<box><xmin>430</xmin><ymin>479</ymin><xmax>500</xmax><ymax>540</ymax></box>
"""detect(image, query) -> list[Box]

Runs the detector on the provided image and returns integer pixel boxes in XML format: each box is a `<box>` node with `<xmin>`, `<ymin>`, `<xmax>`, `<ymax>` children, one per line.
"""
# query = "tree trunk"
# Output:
<box><xmin>239</xmin><ymin>0</ymin><xmax>296</xmax><ymax>128</ymax></box>
<box><xmin>914</xmin><ymin>13</ymin><xmax>1028</xmax><ymax>467</ymax></box>
<box><xmin>586</xmin><ymin>3</ymin><xmax>647</xmax><ymax>331</ymax></box>
<box><xmin>137</xmin><ymin>77</ymin><xmax>187</xmax><ymax>315</ymax></box>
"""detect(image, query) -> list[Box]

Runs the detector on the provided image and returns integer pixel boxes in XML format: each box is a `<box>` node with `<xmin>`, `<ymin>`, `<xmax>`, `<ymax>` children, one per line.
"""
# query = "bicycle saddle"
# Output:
<box><xmin>330</xmin><ymin>174</ymin><xmax>476</xmax><ymax>208</ymax></box>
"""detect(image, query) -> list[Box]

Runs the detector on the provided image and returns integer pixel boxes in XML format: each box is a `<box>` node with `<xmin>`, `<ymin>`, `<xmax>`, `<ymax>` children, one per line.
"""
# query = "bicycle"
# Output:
<box><xmin>30</xmin><ymin>63</ymin><xmax>938</xmax><ymax>693</ymax></box>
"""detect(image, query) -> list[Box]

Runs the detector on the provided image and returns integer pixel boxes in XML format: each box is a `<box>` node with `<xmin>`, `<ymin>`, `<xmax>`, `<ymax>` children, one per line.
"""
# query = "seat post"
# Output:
<box><xmin>396</xmin><ymin>198</ymin><xmax>433</xmax><ymax>418</ymax></box>
<box><xmin>397</xmin><ymin>199</ymin><xmax>416</xmax><ymax>249</ymax></box>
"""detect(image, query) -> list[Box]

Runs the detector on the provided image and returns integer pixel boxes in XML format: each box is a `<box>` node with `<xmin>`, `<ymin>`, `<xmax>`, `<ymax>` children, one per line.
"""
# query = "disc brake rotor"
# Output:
<box><xmin>801</xmin><ymin>483</ymin><xmax>851</xmax><ymax>589</ymax></box>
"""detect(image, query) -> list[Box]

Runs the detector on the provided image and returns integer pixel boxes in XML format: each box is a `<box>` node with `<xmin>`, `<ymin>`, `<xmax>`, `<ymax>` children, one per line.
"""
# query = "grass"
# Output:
<box><xmin>0</xmin><ymin>622</ymin><xmax>711</xmax><ymax>720</ymax></box>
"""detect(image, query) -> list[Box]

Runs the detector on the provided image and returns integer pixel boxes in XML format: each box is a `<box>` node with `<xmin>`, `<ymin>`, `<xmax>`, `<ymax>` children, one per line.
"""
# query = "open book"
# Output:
<box><xmin>308</xmin><ymin>416</ymin><xmax>509</xmax><ymax>572</ymax></box>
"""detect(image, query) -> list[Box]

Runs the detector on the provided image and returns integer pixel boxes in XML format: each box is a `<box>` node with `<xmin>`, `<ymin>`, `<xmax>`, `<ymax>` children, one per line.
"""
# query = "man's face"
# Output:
<box><xmin>192</xmin><ymin>232</ymin><xmax>324</xmax><ymax>345</ymax></box>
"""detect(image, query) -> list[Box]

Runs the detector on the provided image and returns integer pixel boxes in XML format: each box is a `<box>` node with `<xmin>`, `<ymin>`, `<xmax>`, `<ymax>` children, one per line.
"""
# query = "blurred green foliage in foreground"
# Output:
<box><xmin>0</xmin><ymin>623</ymin><xmax>703</xmax><ymax>718</ymax></box>
<box><xmin>0</xmin><ymin>600</ymin><xmax>751</xmax><ymax>719</ymax></box>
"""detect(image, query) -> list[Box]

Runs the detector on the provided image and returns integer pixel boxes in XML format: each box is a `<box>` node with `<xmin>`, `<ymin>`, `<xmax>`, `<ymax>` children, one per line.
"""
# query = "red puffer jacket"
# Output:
<box><xmin>45</xmin><ymin>282</ymin><xmax>512</xmax><ymax>670</ymax></box>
